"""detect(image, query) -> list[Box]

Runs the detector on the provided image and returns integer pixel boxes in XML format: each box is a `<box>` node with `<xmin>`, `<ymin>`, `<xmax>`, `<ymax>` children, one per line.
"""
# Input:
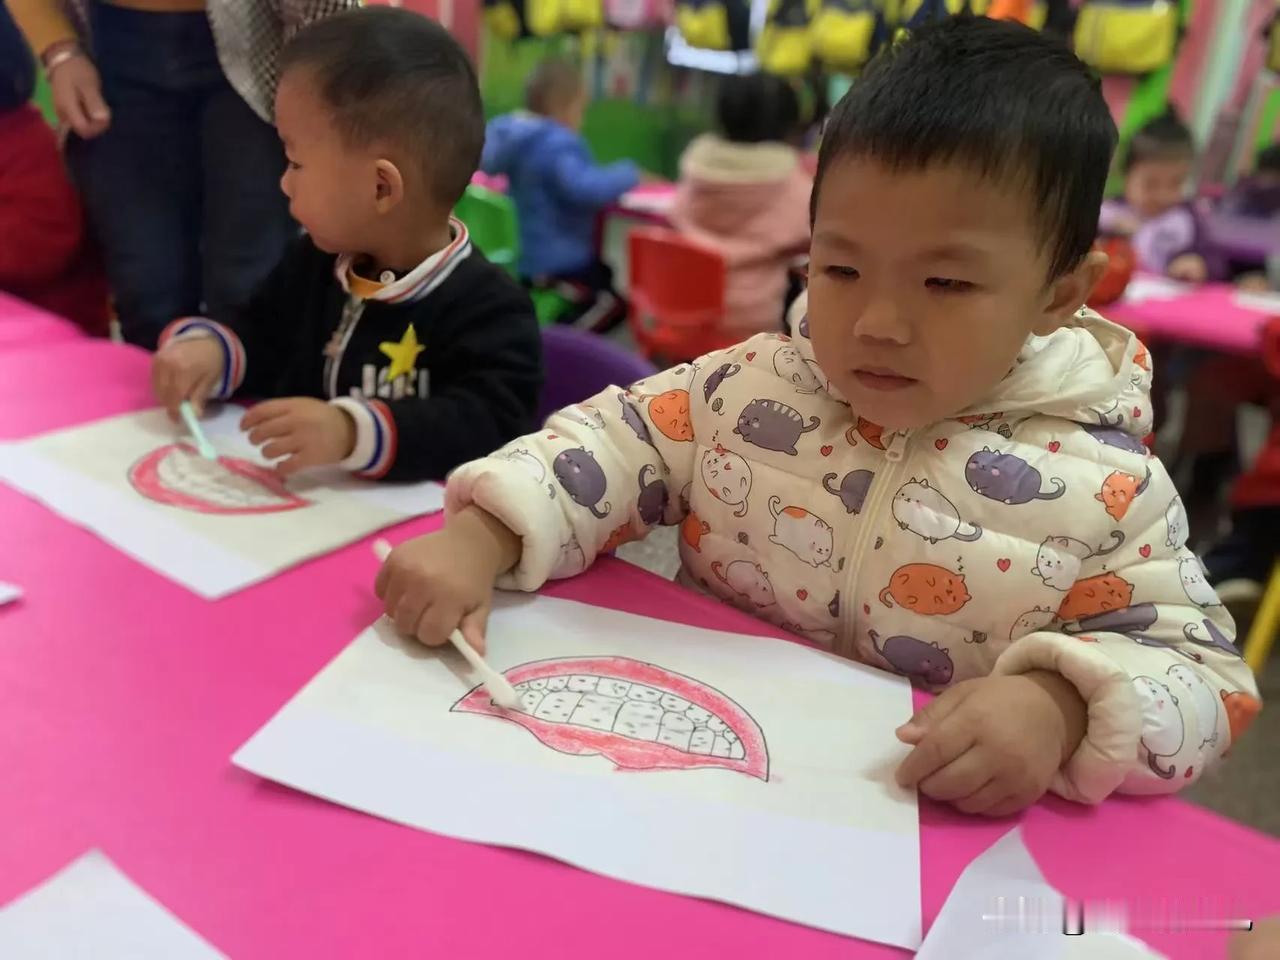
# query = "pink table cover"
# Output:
<box><xmin>0</xmin><ymin>291</ymin><xmax>87</xmax><ymax>352</ymax></box>
<box><xmin>3</xmin><ymin>340</ymin><xmax>1279</xmax><ymax>959</ymax></box>
<box><xmin>1107</xmin><ymin>280</ymin><xmax>1275</xmax><ymax>355</ymax></box>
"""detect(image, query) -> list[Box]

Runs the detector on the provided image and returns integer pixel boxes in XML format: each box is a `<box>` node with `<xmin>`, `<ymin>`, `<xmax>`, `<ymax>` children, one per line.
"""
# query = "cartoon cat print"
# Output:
<box><xmin>734</xmin><ymin>398</ymin><xmax>820</xmax><ymax>455</ymax></box>
<box><xmin>618</xmin><ymin>393</ymin><xmax>654</xmax><ymax>446</ymax></box>
<box><xmin>846</xmin><ymin>417</ymin><xmax>886</xmax><ymax>450</ymax></box>
<box><xmin>1165</xmin><ymin>495</ymin><xmax>1188</xmax><ymax>548</ymax></box>
<box><xmin>1056</xmin><ymin>572</ymin><xmax>1134</xmax><ymax>621</ymax></box>
<box><xmin>637</xmin><ymin>464</ymin><xmax>669</xmax><ymax>527</ymax></box>
<box><xmin>824</xmin><ymin>469</ymin><xmax>874</xmax><ymax>515</ymax></box>
<box><xmin>647</xmin><ymin>390</ymin><xmax>693</xmax><ymax>442</ymax></box>
<box><xmin>768</xmin><ymin>497</ymin><xmax>833</xmax><ymax>567</ymax></box>
<box><xmin>1010</xmin><ymin>606</ymin><xmax>1057</xmax><ymax>641</ymax></box>
<box><xmin>1096</xmin><ymin>469</ymin><xmax>1150</xmax><ymax>522</ymax></box>
<box><xmin>1179</xmin><ymin>556</ymin><xmax>1220</xmax><ymax>608</ymax></box>
<box><xmin>1167</xmin><ymin>664</ymin><xmax>1219</xmax><ymax>749</ymax></box>
<box><xmin>1133</xmin><ymin>675</ymin><xmax>1184</xmax><ymax>779</ymax></box>
<box><xmin>556</xmin><ymin>535</ymin><xmax>586</xmax><ymax>575</ymax></box>
<box><xmin>1063</xmin><ymin>603</ymin><xmax>1205</xmax><ymax>662</ymax></box>
<box><xmin>880</xmin><ymin>563</ymin><xmax>971</xmax><ymax>616</ymax></box>
<box><xmin>563</xmin><ymin>404</ymin><xmax>605</xmax><ymax>431</ymax></box>
<box><xmin>1183</xmin><ymin>619</ymin><xmax>1240</xmax><ymax>658</ymax></box>
<box><xmin>773</xmin><ymin>345</ymin><xmax>824</xmax><ymax>394</ymax></box>
<box><xmin>965</xmin><ymin>448</ymin><xmax>1066</xmax><ymax>504</ymax></box>
<box><xmin>700</xmin><ymin>445</ymin><xmax>753</xmax><ymax>517</ymax></box>
<box><xmin>1032</xmin><ymin>531</ymin><xmax>1126</xmax><ymax>590</ymax></box>
<box><xmin>1082</xmin><ymin>424</ymin><xmax>1149</xmax><ymax>457</ymax></box>
<box><xmin>702</xmin><ymin>362</ymin><xmax>741</xmax><ymax>403</ymax></box>
<box><xmin>1221</xmin><ymin>689</ymin><xmax>1262</xmax><ymax>742</ymax></box>
<box><xmin>869</xmin><ymin>630</ymin><xmax>954</xmax><ymax>686</ymax></box>
<box><xmin>712</xmin><ymin>560</ymin><xmax>776</xmax><ymax>607</ymax></box>
<box><xmin>681</xmin><ymin>511</ymin><xmax>710</xmax><ymax>553</ymax></box>
<box><xmin>495</xmin><ymin>447</ymin><xmax>556</xmax><ymax>498</ymax></box>
<box><xmin>892</xmin><ymin>479</ymin><xmax>983</xmax><ymax>544</ymax></box>
<box><xmin>553</xmin><ymin>448</ymin><xmax>611</xmax><ymax>518</ymax></box>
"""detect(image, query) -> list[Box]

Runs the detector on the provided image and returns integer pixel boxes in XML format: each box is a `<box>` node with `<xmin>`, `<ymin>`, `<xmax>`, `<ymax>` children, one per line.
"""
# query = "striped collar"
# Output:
<box><xmin>333</xmin><ymin>218</ymin><xmax>472</xmax><ymax>305</ymax></box>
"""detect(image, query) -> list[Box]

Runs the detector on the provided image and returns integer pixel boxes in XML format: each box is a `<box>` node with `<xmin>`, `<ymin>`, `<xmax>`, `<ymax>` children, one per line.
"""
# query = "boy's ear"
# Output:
<box><xmin>1033</xmin><ymin>250</ymin><xmax>1108</xmax><ymax>336</ymax></box>
<box><xmin>373</xmin><ymin>158</ymin><xmax>406</xmax><ymax>213</ymax></box>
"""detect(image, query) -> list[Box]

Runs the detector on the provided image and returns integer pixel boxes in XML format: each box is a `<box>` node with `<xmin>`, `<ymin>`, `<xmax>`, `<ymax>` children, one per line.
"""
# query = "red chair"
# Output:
<box><xmin>627</xmin><ymin>227</ymin><xmax>737</xmax><ymax>363</ymax></box>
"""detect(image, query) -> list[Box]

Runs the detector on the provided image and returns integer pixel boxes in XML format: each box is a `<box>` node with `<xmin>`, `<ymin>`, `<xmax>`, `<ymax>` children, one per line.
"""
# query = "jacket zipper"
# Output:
<box><xmin>839</xmin><ymin>430</ymin><xmax>911</xmax><ymax>656</ymax></box>
<box><xmin>325</xmin><ymin>295</ymin><xmax>366</xmax><ymax>400</ymax></box>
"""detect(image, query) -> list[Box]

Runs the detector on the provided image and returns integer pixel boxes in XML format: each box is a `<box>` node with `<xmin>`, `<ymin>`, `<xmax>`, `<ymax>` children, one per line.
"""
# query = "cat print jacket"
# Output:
<box><xmin>446</xmin><ymin>303</ymin><xmax>1261</xmax><ymax>804</ymax></box>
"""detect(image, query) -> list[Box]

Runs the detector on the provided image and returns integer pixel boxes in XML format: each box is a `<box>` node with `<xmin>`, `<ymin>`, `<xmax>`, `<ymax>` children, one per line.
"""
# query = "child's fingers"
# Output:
<box><xmin>374</xmin><ymin>558</ymin><xmax>394</xmax><ymax>601</ymax></box>
<box><xmin>415</xmin><ymin>603</ymin><xmax>462</xmax><ymax>649</ymax></box>
<box><xmin>459</xmin><ymin>605</ymin><xmax>490</xmax><ymax>656</ymax></box>
<box><xmin>247</xmin><ymin>418</ymin><xmax>296</xmax><ymax>447</ymax></box>
<box><xmin>189</xmin><ymin>373</ymin><xmax>217</xmax><ymax>416</ymax></box>
<box><xmin>979</xmin><ymin>790</ymin><xmax>1036</xmax><ymax>819</ymax></box>
<box><xmin>895</xmin><ymin>721</ymin><xmax>976</xmax><ymax>788</ymax></box>
<box><xmin>392</xmin><ymin>590</ymin><xmax>430</xmax><ymax>639</ymax></box>
<box><xmin>952</xmin><ymin>778</ymin><xmax>1010</xmax><ymax>816</ymax></box>
<box><xmin>896</xmin><ymin>684</ymin><xmax>969</xmax><ymax>741</ymax></box>
<box><xmin>261</xmin><ymin>438</ymin><xmax>302</xmax><ymax>462</ymax></box>
<box><xmin>241</xmin><ymin>400</ymin><xmax>295</xmax><ymax>431</ymax></box>
<box><xmin>917</xmin><ymin>747</ymin><xmax>995</xmax><ymax>802</ymax></box>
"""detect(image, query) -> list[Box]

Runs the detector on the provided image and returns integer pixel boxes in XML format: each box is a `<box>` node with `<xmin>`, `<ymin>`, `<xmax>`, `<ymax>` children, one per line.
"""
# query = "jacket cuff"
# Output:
<box><xmin>157</xmin><ymin>318</ymin><xmax>246</xmax><ymax>399</ymax></box>
<box><xmin>992</xmin><ymin>632</ymin><xmax>1143</xmax><ymax>804</ymax></box>
<box><xmin>446</xmin><ymin>459</ymin><xmax>565</xmax><ymax>592</ymax></box>
<box><xmin>330</xmin><ymin>397</ymin><xmax>396</xmax><ymax>479</ymax></box>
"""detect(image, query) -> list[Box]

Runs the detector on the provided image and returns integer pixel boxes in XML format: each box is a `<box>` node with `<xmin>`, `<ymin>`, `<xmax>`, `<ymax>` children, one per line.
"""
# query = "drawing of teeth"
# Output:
<box><xmin>452</xmin><ymin>656</ymin><xmax>769</xmax><ymax>780</ymax></box>
<box><xmin>128</xmin><ymin>443</ymin><xmax>311</xmax><ymax>515</ymax></box>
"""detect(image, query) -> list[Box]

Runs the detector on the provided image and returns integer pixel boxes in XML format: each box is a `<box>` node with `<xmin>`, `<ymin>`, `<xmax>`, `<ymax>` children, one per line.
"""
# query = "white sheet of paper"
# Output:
<box><xmin>917</xmin><ymin>828</ymin><xmax>1167</xmax><ymax>960</ymax></box>
<box><xmin>234</xmin><ymin>593</ymin><xmax>922</xmax><ymax>949</ymax></box>
<box><xmin>0</xmin><ymin>581</ymin><xmax>20</xmax><ymax>606</ymax></box>
<box><xmin>0</xmin><ymin>850</ymin><xmax>225</xmax><ymax>959</ymax></box>
<box><xmin>1121</xmin><ymin>276</ymin><xmax>1191</xmax><ymax>304</ymax></box>
<box><xmin>0</xmin><ymin>407</ymin><xmax>444</xmax><ymax>598</ymax></box>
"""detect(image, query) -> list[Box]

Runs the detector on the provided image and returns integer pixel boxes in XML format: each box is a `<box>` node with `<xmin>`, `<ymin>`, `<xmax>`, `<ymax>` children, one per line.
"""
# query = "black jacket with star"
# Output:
<box><xmin>163</xmin><ymin>233</ymin><xmax>542</xmax><ymax>483</ymax></box>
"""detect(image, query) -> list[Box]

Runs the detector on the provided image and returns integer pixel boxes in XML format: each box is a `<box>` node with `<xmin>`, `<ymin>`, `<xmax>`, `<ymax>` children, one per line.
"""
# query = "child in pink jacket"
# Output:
<box><xmin>670</xmin><ymin>73</ymin><xmax>812</xmax><ymax>337</ymax></box>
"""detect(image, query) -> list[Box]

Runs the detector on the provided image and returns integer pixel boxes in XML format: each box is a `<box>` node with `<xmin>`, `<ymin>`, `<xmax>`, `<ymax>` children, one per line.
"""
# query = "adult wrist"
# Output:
<box><xmin>41</xmin><ymin>40</ymin><xmax>85</xmax><ymax>76</ymax></box>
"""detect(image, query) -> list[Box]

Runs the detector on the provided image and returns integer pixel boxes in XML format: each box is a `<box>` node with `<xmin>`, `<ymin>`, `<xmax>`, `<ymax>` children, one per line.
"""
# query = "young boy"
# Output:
<box><xmin>377</xmin><ymin>19</ymin><xmax>1259</xmax><ymax>815</ymax></box>
<box><xmin>152</xmin><ymin>8</ymin><xmax>541</xmax><ymax>483</ymax></box>
<box><xmin>480</xmin><ymin>58</ymin><xmax>639</xmax><ymax>331</ymax></box>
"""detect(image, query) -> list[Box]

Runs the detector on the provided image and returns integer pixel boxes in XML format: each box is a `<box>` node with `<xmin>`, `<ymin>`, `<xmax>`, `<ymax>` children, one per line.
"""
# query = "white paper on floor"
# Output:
<box><xmin>1232</xmin><ymin>289</ymin><xmax>1280</xmax><ymax>314</ymax></box>
<box><xmin>0</xmin><ymin>581</ymin><xmax>20</xmax><ymax>606</ymax></box>
<box><xmin>0</xmin><ymin>407</ymin><xmax>444</xmax><ymax>598</ymax></box>
<box><xmin>234</xmin><ymin>593</ymin><xmax>922</xmax><ymax>949</ymax></box>
<box><xmin>917</xmin><ymin>828</ymin><xmax>1167</xmax><ymax>960</ymax></box>
<box><xmin>0</xmin><ymin>850</ymin><xmax>225</xmax><ymax>959</ymax></box>
<box><xmin>1121</xmin><ymin>276</ymin><xmax>1192</xmax><ymax>304</ymax></box>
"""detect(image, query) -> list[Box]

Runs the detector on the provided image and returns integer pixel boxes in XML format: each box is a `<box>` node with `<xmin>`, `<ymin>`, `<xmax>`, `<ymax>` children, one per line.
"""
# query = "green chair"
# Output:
<box><xmin>454</xmin><ymin>185</ymin><xmax>520</xmax><ymax>276</ymax></box>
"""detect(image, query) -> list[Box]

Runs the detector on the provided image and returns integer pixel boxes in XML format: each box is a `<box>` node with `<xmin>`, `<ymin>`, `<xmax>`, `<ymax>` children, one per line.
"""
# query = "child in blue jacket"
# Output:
<box><xmin>481</xmin><ymin>58</ymin><xmax>639</xmax><ymax>331</ymax></box>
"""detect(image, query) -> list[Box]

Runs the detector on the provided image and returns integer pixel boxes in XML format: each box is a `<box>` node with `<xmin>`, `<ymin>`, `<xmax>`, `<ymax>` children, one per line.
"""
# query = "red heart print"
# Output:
<box><xmin>1139</xmin><ymin>544</ymin><xmax>1152</xmax><ymax>558</ymax></box>
<box><xmin>934</xmin><ymin>438</ymin><xmax>948</xmax><ymax>451</ymax></box>
<box><xmin>1133</xmin><ymin>407</ymin><xmax>1142</xmax><ymax>418</ymax></box>
<box><xmin>821</xmin><ymin>445</ymin><xmax>833</xmax><ymax>457</ymax></box>
<box><xmin>997</xmin><ymin>558</ymin><xmax>1011</xmax><ymax>572</ymax></box>
<box><xmin>746</xmin><ymin>351</ymin><xmax>756</xmax><ymax>361</ymax></box>
<box><xmin>863</xmin><ymin>603</ymin><xmax>871</xmax><ymax>615</ymax></box>
<box><xmin>1047</xmin><ymin>441</ymin><xmax>1061</xmax><ymax>453</ymax></box>
<box><xmin>796</xmin><ymin>589</ymin><xmax>808</xmax><ymax>601</ymax></box>
<box><xmin>1184</xmin><ymin>767</ymin><xmax>1194</xmax><ymax>779</ymax></box>
<box><xmin>546</xmin><ymin>434</ymin><xmax>558</xmax><ymax>440</ymax></box>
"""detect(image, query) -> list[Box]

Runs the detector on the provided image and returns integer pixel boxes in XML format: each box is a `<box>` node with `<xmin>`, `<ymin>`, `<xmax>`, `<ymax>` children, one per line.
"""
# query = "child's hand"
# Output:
<box><xmin>1167</xmin><ymin>253</ymin><xmax>1208</xmax><ymax>284</ymax></box>
<box><xmin>241</xmin><ymin>398</ymin><xmax>355</xmax><ymax>477</ymax></box>
<box><xmin>151</xmin><ymin>337</ymin><xmax>224</xmax><ymax>420</ymax></box>
<box><xmin>894</xmin><ymin>671</ymin><xmax>1088</xmax><ymax>817</ymax></box>
<box><xmin>374</xmin><ymin>506</ymin><xmax>521</xmax><ymax>653</ymax></box>
<box><xmin>1231</xmin><ymin>916</ymin><xmax>1280</xmax><ymax>959</ymax></box>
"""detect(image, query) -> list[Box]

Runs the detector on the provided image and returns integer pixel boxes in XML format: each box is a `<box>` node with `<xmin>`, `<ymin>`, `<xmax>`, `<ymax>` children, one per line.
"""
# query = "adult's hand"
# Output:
<box><xmin>49</xmin><ymin>52</ymin><xmax>111</xmax><ymax>139</ymax></box>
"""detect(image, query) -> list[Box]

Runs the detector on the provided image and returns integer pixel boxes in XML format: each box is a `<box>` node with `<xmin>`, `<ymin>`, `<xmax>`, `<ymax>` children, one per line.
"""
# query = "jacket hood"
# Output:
<box><xmin>786</xmin><ymin>300</ymin><xmax>1152</xmax><ymax>438</ymax></box>
<box><xmin>481</xmin><ymin>112</ymin><xmax>572</xmax><ymax>177</ymax></box>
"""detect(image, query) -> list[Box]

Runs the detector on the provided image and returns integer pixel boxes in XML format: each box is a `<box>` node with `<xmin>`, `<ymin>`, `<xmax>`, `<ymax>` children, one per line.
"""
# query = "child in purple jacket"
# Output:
<box><xmin>1098</xmin><ymin>111</ymin><xmax>1225</xmax><ymax>283</ymax></box>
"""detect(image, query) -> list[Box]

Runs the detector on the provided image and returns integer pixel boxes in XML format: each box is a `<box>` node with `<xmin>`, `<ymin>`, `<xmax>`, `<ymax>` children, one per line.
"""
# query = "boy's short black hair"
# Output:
<box><xmin>280</xmin><ymin>7</ymin><xmax>483</xmax><ymax>210</ymax></box>
<box><xmin>717</xmin><ymin>73</ymin><xmax>800</xmax><ymax>145</ymax></box>
<box><xmin>1257</xmin><ymin>143</ymin><xmax>1280</xmax><ymax>175</ymax></box>
<box><xmin>812</xmin><ymin>17</ymin><xmax>1116</xmax><ymax>280</ymax></box>
<box><xmin>1122</xmin><ymin>110</ymin><xmax>1194</xmax><ymax>173</ymax></box>
<box><xmin>525</xmin><ymin>58</ymin><xmax>584</xmax><ymax>116</ymax></box>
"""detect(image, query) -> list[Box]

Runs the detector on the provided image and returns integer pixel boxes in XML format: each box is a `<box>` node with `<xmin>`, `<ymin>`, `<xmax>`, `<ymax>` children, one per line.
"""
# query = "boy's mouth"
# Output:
<box><xmin>852</xmin><ymin>368</ymin><xmax>917</xmax><ymax>392</ymax></box>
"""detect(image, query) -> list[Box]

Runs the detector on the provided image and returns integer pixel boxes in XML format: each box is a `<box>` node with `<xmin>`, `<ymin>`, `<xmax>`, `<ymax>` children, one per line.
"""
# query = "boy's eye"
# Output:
<box><xmin>286</xmin><ymin>160</ymin><xmax>301</xmax><ymax>171</ymax></box>
<box><xmin>825</xmin><ymin>265</ymin><xmax>860</xmax><ymax>280</ymax></box>
<box><xmin>925</xmin><ymin>277</ymin><xmax>975</xmax><ymax>293</ymax></box>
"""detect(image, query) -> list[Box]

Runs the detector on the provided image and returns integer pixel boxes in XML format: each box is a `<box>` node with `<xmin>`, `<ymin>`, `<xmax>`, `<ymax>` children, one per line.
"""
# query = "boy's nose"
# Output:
<box><xmin>854</xmin><ymin>298</ymin><xmax>911</xmax><ymax>346</ymax></box>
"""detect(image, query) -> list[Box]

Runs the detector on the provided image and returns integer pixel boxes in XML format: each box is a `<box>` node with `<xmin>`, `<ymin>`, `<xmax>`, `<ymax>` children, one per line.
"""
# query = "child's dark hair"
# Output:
<box><xmin>525</xmin><ymin>59</ymin><xmax>584</xmax><ymax>116</ymax></box>
<box><xmin>280</xmin><ymin>7</ymin><xmax>483</xmax><ymax>209</ymax></box>
<box><xmin>812</xmin><ymin>17</ymin><xmax>1116</xmax><ymax>280</ymax></box>
<box><xmin>1257</xmin><ymin>143</ymin><xmax>1280</xmax><ymax>175</ymax></box>
<box><xmin>0</xmin><ymin>5</ymin><xmax>34</xmax><ymax>112</ymax></box>
<box><xmin>1122</xmin><ymin>110</ymin><xmax>1194</xmax><ymax>174</ymax></box>
<box><xmin>717</xmin><ymin>73</ymin><xmax>800</xmax><ymax>144</ymax></box>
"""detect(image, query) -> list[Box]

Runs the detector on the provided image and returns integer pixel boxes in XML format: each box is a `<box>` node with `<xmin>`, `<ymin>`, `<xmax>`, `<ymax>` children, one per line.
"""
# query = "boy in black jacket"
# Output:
<box><xmin>151</xmin><ymin>8</ymin><xmax>541</xmax><ymax>483</ymax></box>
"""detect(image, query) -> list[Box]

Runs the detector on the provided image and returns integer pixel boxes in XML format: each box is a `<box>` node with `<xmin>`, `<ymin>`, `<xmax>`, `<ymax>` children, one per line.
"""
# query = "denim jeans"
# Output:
<box><xmin>67</xmin><ymin>3</ymin><xmax>294</xmax><ymax>348</ymax></box>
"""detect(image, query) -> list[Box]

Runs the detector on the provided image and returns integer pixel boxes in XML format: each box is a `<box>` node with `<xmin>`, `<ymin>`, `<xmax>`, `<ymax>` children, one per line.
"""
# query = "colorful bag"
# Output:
<box><xmin>810</xmin><ymin>0</ymin><xmax>883</xmax><ymax>70</ymax></box>
<box><xmin>605</xmin><ymin>0</ymin><xmax>671</xmax><ymax>28</ymax></box>
<box><xmin>757</xmin><ymin>0</ymin><xmax>816</xmax><ymax>75</ymax></box>
<box><xmin>1073</xmin><ymin>0</ymin><xmax>1179</xmax><ymax>74</ymax></box>
<box><xmin>675</xmin><ymin>0</ymin><xmax>750</xmax><ymax>50</ymax></box>
<box><xmin>526</xmin><ymin>0</ymin><xmax>603</xmax><ymax>34</ymax></box>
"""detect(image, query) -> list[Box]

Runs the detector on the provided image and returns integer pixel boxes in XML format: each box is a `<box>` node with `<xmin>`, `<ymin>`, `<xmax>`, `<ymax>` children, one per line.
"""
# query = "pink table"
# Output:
<box><xmin>614</xmin><ymin>181</ymin><xmax>677</xmax><ymax>226</ymax></box>
<box><xmin>3</xmin><ymin>339</ymin><xmax>1279</xmax><ymax>959</ymax></box>
<box><xmin>1107</xmin><ymin>280</ymin><xmax>1276</xmax><ymax>354</ymax></box>
<box><xmin>0</xmin><ymin>291</ymin><xmax>87</xmax><ymax>352</ymax></box>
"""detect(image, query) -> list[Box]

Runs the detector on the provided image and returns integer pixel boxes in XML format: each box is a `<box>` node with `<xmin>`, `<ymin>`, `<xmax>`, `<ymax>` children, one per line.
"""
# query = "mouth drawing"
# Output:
<box><xmin>128</xmin><ymin>443</ymin><xmax>311</xmax><ymax>515</ymax></box>
<box><xmin>452</xmin><ymin>656</ymin><xmax>769</xmax><ymax>780</ymax></box>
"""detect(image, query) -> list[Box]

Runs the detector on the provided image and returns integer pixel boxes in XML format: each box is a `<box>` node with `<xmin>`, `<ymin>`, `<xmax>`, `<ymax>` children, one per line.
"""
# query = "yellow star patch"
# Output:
<box><xmin>379</xmin><ymin>324</ymin><xmax>425</xmax><ymax>382</ymax></box>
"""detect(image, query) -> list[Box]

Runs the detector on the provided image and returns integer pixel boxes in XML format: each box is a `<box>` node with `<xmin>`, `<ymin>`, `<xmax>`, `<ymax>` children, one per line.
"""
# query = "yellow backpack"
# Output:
<box><xmin>1073</xmin><ymin>0</ymin><xmax>1179</xmax><ymax>74</ymax></box>
<box><xmin>526</xmin><ymin>0</ymin><xmax>603</xmax><ymax>34</ymax></box>
<box><xmin>676</xmin><ymin>0</ymin><xmax>749</xmax><ymax>49</ymax></box>
<box><xmin>810</xmin><ymin>0</ymin><xmax>884</xmax><ymax>71</ymax></box>
<box><xmin>758</xmin><ymin>0</ymin><xmax>817</xmax><ymax>75</ymax></box>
